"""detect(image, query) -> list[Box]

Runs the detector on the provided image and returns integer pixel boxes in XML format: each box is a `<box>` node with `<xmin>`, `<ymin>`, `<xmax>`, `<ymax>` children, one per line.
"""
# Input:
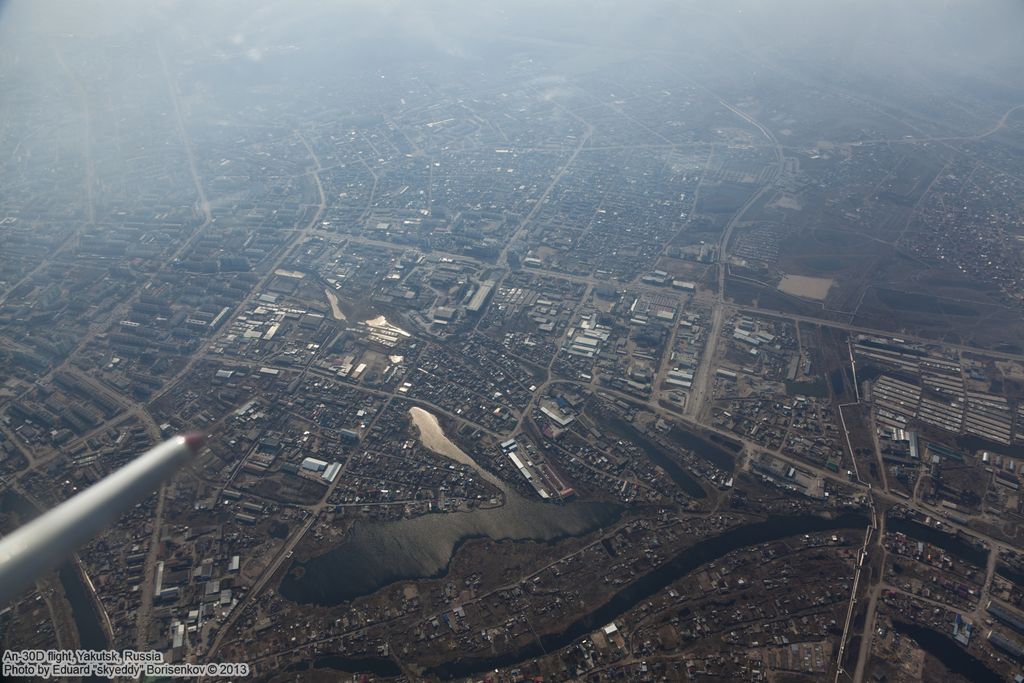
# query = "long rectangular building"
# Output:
<box><xmin>467</xmin><ymin>280</ymin><xmax>495</xmax><ymax>313</ymax></box>
<box><xmin>988</xmin><ymin>601</ymin><xmax>1024</xmax><ymax>635</ymax></box>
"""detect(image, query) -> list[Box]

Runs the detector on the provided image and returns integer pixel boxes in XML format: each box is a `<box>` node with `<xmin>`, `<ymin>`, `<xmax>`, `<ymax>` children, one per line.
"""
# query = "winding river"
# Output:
<box><xmin>274</xmin><ymin>413</ymin><xmax>874</xmax><ymax>680</ymax></box>
<box><xmin>425</xmin><ymin>510</ymin><xmax>869</xmax><ymax>679</ymax></box>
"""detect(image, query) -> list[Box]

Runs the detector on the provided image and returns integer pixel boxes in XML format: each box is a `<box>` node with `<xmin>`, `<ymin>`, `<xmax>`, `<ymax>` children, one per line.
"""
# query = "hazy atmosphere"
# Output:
<box><xmin>2</xmin><ymin>1</ymin><xmax>1024</xmax><ymax>682</ymax></box>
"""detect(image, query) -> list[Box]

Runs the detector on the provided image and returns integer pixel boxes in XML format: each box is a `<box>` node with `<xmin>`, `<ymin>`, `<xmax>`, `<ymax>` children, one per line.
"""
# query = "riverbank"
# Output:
<box><xmin>427</xmin><ymin>511</ymin><xmax>868</xmax><ymax>678</ymax></box>
<box><xmin>0</xmin><ymin>490</ymin><xmax>110</xmax><ymax>671</ymax></box>
<box><xmin>279</xmin><ymin>408</ymin><xmax>622</xmax><ymax>604</ymax></box>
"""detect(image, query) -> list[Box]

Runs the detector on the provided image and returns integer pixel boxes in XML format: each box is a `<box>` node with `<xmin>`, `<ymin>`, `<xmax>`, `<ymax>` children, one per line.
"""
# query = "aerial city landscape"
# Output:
<box><xmin>2</xmin><ymin>0</ymin><xmax>1024</xmax><ymax>681</ymax></box>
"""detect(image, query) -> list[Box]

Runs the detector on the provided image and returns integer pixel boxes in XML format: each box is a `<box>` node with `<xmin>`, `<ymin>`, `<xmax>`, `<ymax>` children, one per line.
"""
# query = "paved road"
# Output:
<box><xmin>10</xmin><ymin>78</ymin><xmax>1021</xmax><ymax>669</ymax></box>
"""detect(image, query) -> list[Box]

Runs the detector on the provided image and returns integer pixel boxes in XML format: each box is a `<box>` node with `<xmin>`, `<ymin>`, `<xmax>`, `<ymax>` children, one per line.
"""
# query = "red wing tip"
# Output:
<box><xmin>183</xmin><ymin>433</ymin><xmax>207</xmax><ymax>454</ymax></box>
